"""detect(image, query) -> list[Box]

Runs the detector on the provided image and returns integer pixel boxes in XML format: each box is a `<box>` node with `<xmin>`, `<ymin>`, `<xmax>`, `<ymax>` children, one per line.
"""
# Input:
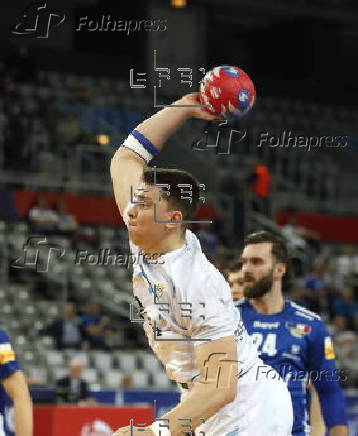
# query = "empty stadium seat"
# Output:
<box><xmin>92</xmin><ymin>352</ymin><xmax>113</xmax><ymax>372</ymax></box>
<box><xmin>23</xmin><ymin>304</ymin><xmax>37</xmax><ymax>316</ymax></box>
<box><xmin>47</xmin><ymin>72</ymin><xmax>62</xmax><ymax>87</ymax></box>
<box><xmin>12</xmin><ymin>222</ymin><xmax>29</xmax><ymax>233</ymax></box>
<box><xmin>64</xmin><ymin>74</ymin><xmax>79</xmax><ymax>87</ymax></box>
<box><xmin>131</xmin><ymin>370</ymin><xmax>149</xmax><ymax>388</ymax></box>
<box><xmin>66</xmin><ymin>351</ymin><xmax>90</xmax><ymax>367</ymax></box>
<box><xmin>51</xmin><ymin>366</ymin><xmax>68</xmax><ymax>381</ymax></box>
<box><xmin>99</xmin><ymin>227</ymin><xmax>116</xmax><ymax>240</ymax></box>
<box><xmin>137</xmin><ymin>354</ymin><xmax>160</xmax><ymax>372</ymax></box>
<box><xmin>21</xmin><ymin>350</ymin><xmax>38</xmax><ymax>366</ymax></box>
<box><xmin>8</xmin><ymin>319</ymin><xmax>22</xmax><ymax>331</ymax></box>
<box><xmin>37</xmin><ymin>301</ymin><xmax>61</xmax><ymax>319</ymax></box>
<box><xmin>0</xmin><ymin>304</ymin><xmax>14</xmax><ymax>315</ymax></box>
<box><xmin>45</xmin><ymin>350</ymin><xmax>65</xmax><ymax>367</ymax></box>
<box><xmin>18</xmin><ymin>289</ymin><xmax>31</xmax><ymax>301</ymax></box>
<box><xmin>18</xmin><ymin>84</ymin><xmax>35</xmax><ymax>98</ymax></box>
<box><xmin>116</xmin><ymin>353</ymin><xmax>136</xmax><ymax>371</ymax></box>
<box><xmin>103</xmin><ymin>370</ymin><xmax>123</xmax><ymax>388</ymax></box>
<box><xmin>27</xmin><ymin>366</ymin><xmax>48</xmax><ymax>384</ymax></box>
<box><xmin>36</xmin><ymin>86</ymin><xmax>51</xmax><ymax>100</ymax></box>
<box><xmin>36</xmin><ymin>336</ymin><xmax>55</xmax><ymax>350</ymax></box>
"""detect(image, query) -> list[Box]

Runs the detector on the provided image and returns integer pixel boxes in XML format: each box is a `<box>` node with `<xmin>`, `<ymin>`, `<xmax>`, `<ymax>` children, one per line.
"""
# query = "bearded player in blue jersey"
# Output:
<box><xmin>231</xmin><ymin>231</ymin><xmax>348</xmax><ymax>436</ymax></box>
<box><xmin>0</xmin><ymin>329</ymin><xmax>33</xmax><ymax>436</ymax></box>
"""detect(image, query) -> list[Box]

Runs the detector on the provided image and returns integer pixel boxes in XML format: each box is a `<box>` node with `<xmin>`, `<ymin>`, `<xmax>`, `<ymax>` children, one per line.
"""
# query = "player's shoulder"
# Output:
<box><xmin>176</xmin><ymin>230</ymin><xmax>223</xmax><ymax>281</ymax></box>
<box><xmin>189</xmin><ymin>259</ymin><xmax>229</xmax><ymax>300</ymax></box>
<box><xmin>173</xmin><ymin>231</ymin><xmax>230</xmax><ymax>300</ymax></box>
<box><xmin>286</xmin><ymin>300</ymin><xmax>323</xmax><ymax>324</ymax></box>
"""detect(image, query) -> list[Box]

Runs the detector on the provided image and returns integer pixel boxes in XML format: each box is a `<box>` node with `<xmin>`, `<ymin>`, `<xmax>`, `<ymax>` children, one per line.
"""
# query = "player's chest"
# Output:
<box><xmin>132</xmin><ymin>265</ymin><xmax>172</xmax><ymax>308</ymax></box>
<box><xmin>244</xmin><ymin>317</ymin><xmax>310</xmax><ymax>360</ymax></box>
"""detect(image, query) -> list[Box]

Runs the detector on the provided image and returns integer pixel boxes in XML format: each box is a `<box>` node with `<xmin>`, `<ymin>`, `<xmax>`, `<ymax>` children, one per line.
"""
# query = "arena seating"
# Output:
<box><xmin>1</xmin><ymin>69</ymin><xmax>357</xmax><ymax>216</ymax></box>
<box><xmin>0</xmin><ymin>217</ymin><xmax>357</xmax><ymax>391</ymax></box>
<box><xmin>0</xmin><ymin>219</ymin><xmax>176</xmax><ymax>390</ymax></box>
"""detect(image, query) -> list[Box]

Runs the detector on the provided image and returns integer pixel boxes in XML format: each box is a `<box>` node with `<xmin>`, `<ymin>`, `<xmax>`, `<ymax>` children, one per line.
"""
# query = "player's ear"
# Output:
<box><xmin>165</xmin><ymin>210</ymin><xmax>183</xmax><ymax>230</ymax></box>
<box><xmin>275</xmin><ymin>262</ymin><xmax>287</xmax><ymax>278</ymax></box>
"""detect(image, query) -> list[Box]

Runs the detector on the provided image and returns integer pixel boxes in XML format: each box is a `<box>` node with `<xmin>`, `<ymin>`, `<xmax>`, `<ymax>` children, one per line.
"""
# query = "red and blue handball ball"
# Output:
<box><xmin>199</xmin><ymin>65</ymin><xmax>256</xmax><ymax>119</ymax></box>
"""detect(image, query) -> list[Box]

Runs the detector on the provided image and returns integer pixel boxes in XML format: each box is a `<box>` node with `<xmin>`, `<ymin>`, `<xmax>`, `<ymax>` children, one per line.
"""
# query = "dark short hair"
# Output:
<box><xmin>228</xmin><ymin>260</ymin><xmax>243</xmax><ymax>274</ymax></box>
<box><xmin>224</xmin><ymin>260</ymin><xmax>243</xmax><ymax>281</ymax></box>
<box><xmin>142</xmin><ymin>167</ymin><xmax>200</xmax><ymax>222</ymax></box>
<box><xmin>244</xmin><ymin>230</ymin><xmax>289</xmax><ymax>266</ymax></box>
<box><xmin>243</xmin><ymin>231</ymin><xmax>291</xmax><ymax>288</ymax></box>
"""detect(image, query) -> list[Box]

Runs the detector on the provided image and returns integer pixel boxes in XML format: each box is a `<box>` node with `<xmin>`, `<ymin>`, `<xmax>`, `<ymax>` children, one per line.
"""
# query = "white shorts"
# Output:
<box><xmin>182</xmin><ymin>364</ymin><xmax>293</xmax><ymax>436</ymax></box>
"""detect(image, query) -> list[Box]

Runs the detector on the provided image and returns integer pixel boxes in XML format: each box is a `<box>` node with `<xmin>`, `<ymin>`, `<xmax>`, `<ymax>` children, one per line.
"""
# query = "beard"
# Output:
<box><xmin>243</xmin><ymin>269</ymin><xmax>274</xmax><ymax>299</ymax></box>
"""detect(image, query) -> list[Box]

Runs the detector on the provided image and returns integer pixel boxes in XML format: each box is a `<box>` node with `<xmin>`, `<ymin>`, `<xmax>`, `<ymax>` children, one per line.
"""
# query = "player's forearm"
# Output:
<box><xmin>329</xmin><ymin>425</ymin><xmax>348</xmax><ymax>436</ymax></box>
<box><xmin>161</xmin><ymin>382</ymin><xmax>236</xmax><ymax>435</ymax></box>
<box><xmin>135</xmin><ymin>98</ymin><xmax>191</xmax><ymax>151</ymax></box>
<box><xmin>110</xmin><ymin>98</ymin><xmax>191</xmax><ymax>214</ymax></box>
<box><xmin>14</xmin><ymin>395</ymin><xmax>33</xmax><ymax>436</ymax></box>
<box><xmin>111</xmin><ymin>100</ymin><xmax>190</xmax><ymax>178</ymax></box>
<box><xmin>3</xmin><ymin>371</ymin><xmax>33</xmax><ymax>436</ymax></box>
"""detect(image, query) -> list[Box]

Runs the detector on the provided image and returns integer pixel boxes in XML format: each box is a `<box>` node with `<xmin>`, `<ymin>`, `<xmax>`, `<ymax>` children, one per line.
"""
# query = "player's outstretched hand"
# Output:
<box><xmin>112</xmin><ymin>425</ymin><xmax>155</xmax><ymax>436</ymax></box>
<box><xmin>177</xmin><ymin>93</ymin><xmax>223</xmax><ymax>121</ymax></box>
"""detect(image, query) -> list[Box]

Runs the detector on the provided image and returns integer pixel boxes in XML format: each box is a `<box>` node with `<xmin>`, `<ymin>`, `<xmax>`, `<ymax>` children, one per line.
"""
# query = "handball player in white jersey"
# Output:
<box><xmin>111</xmin><ymin>94</ymin><xmax>293</xmax><ymax>436</ymax></box>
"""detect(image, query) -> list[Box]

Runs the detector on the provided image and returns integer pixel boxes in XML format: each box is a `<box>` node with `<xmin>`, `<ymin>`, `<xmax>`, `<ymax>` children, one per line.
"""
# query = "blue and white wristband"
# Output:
<box><xmin>122</xmin><ymin>129</ymin><xmax>159</xmax><ymax>164</ymax></box>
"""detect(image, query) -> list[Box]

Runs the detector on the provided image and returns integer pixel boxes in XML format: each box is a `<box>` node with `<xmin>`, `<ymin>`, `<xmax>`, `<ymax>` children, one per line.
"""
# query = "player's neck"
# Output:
<box><xmin>141</xmin><ymin>232</ymin><xmax>186</xmax><ymax>256</ymax></box>
<box><xmin>250</xmin><ymin>287</ymin><xmax>285</xmax><ymax>315</ymax></box>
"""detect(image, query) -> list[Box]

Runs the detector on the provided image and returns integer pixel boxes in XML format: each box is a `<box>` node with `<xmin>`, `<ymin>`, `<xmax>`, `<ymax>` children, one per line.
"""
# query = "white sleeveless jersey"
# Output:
<box><xmin>123</xmin><ymin>210</ymin><xmax>293</xmax><ymax>435</ymax></box>
<box><xmin>129</xmin><ymin>228</ymin><xmax>259</xmax><ymax>386</ymax></box>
